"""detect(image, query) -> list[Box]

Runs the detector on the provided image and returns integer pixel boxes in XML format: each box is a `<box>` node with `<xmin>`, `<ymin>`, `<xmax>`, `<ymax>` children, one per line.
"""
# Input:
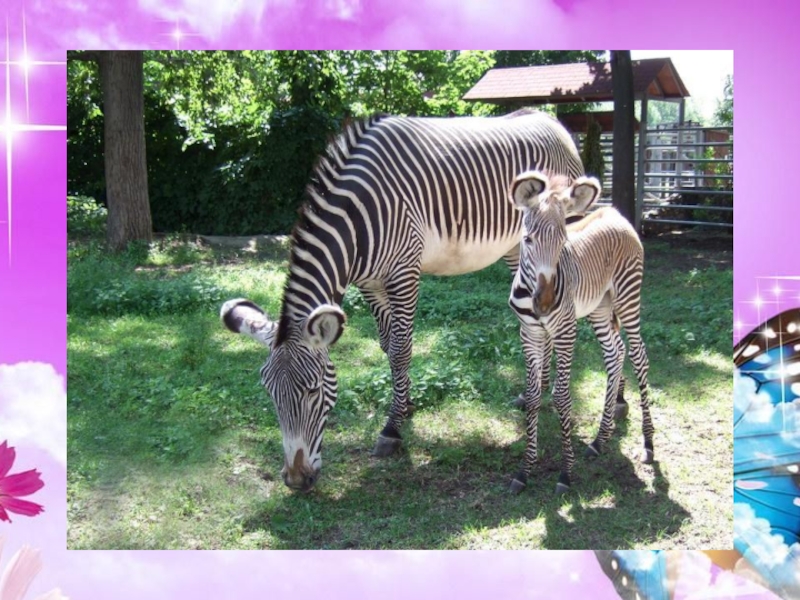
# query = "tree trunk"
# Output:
<box><xmin>99</xmin><ymin>51</ymin><xmax>152</xmax><ymax>251</ymax></box>
<box><xmin>611</xmin><ymin>50</ymin><xmax>636</xmax><ymax>224</ymax></box>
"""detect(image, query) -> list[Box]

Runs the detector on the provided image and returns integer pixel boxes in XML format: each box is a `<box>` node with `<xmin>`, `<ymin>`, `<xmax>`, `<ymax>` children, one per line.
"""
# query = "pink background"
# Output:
<box><xmin>0</xmin><ymin>0</ymin><xmax>792</xmax><ymax>597</ymax></box>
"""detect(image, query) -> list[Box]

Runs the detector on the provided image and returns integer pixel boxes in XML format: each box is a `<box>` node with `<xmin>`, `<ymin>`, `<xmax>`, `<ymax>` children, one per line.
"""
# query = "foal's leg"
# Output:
<box><xmin>551</xmin><ymin>319</ymin><xmax>578</xmax><ymax>495</ymax></box>
<box><xmin>509</xmin><ymin>323</ymin><xmax>547</xmax><ymax>494</ymax></box>
<box><xmin>615</xmin><ymin>272</ymin><xmax>655</xmax><ymax>464</ymax></box>
<box><xmin>585</xmin><ymin>300</ymin><xmax>626</xmax><ymax>458</ymax></box>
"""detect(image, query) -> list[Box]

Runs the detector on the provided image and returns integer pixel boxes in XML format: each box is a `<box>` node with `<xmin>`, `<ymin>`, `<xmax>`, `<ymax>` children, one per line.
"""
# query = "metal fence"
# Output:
<box><xmin>576</xmin><ymin>123</ymin><xmax>733</xmax><ymax>231</ymax></box>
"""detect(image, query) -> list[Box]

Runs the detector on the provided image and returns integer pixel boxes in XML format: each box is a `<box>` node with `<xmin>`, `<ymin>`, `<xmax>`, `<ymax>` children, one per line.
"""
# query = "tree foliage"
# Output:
<box><xmin>67</xmin><ymin>51</ymin><xmax>606</xmax><ymax>237</ymax></box>
<box><xmin>581</xmin><ymin>116</ymin><xmax>606</xmax><ymax>187</ymax></box>
<box><xmin>714</xmin><ymin>75</ymin><xmax>733</xmax><ymax>127</ymax></box>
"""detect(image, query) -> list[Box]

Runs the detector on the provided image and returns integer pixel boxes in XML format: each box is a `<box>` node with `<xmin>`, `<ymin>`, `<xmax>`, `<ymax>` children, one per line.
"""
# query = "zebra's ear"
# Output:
<box><xmin>304</xmin><ymin>304</ymin><xmax>346</xmax><ymax>349</ymax></box>
<box><xmin>221</xmin><ymin>299</ymin><xmax>278</xmax><ymax>349</ymax></box>
<box><xmin>510</xmin><ymin>171</ymin><xmax>549</xmax><ymax>210</ymax></box>
<box><xmin>568</xmin><ymin>176</ymin><xmax>602</xmax><ymax>214</ymax></box>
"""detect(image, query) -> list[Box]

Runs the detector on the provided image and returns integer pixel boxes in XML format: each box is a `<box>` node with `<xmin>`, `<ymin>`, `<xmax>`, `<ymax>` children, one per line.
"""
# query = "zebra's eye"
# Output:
<box><xmin>523</xmin><ymin>236</ymin><xmax>534</xmax><ymax>245</ymax></box>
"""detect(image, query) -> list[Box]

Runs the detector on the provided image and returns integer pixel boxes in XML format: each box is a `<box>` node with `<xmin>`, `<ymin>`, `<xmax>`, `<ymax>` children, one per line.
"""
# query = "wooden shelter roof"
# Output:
<box><xmin>463</xmin><ymin>58</ymin><xmax>690</xmax><ymax>105</ymax></box>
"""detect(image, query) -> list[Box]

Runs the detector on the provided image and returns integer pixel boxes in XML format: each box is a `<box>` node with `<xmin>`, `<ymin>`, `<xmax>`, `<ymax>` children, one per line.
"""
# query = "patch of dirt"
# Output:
<box><xmin>200</xmin><ymin>234</ymin><xmax>291</xmax><ymax>253</ymax></box>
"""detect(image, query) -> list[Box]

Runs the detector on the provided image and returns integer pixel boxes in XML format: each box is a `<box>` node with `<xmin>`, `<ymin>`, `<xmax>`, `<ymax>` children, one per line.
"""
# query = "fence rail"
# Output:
<box><xmin>575</xmin><ymin>122</ymin><xmax>733</xmax><ymax>231</ymax></box>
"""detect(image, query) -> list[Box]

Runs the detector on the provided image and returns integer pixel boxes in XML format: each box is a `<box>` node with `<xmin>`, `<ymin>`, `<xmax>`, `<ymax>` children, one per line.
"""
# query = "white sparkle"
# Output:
<box><xmin>5</xmin><ymin>16</ymin><xmax>11</xmax><ymax>262</ymax></box>
<box><xmin>160</xmin><ymin>19</ymin><xmax>201</xmax><ymax>49</ymax></box>
<box><xmin>0</xmin><ymin>13</ymin><xmax>67</xmax><ymax>265</ymax></box>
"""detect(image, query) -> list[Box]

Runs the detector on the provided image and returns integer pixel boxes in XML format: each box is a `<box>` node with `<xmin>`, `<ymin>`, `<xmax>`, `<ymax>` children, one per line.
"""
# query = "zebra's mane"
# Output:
<box><xmin>276</xmin><ymin>114</ymin><xmax>389</xmax><ymax>346</ymax></box>
<box><xmin>307</xmin><ymin>114</ymin><xmax>389</xmax><ymax>205</ymax></box>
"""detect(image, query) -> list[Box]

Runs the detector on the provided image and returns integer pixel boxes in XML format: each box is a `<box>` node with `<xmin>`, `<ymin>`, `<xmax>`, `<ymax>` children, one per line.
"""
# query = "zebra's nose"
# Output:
<box><xmin>282</xmin><ymin>468</ymin><xmax>320</xmax><ymax>492</ymax></box>
<box><xmin>281</xmin><ymin>448</ymin><xmax>320</xmax><ymax>492</ymax></box>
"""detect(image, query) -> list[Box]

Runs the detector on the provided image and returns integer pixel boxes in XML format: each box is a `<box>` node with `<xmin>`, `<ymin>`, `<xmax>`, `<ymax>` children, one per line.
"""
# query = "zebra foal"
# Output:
<box><xmin>507</xmin><ymin>171</ymin><xmax>655</xmax><ymax>495</ymax></box>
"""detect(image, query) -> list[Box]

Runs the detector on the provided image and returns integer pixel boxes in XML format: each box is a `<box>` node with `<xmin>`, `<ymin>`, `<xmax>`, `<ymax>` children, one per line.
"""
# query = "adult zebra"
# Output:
<box><xmin>223</xmin><ymin>110</ymin><xmax>600</xmax><ymax>492</ymax></box>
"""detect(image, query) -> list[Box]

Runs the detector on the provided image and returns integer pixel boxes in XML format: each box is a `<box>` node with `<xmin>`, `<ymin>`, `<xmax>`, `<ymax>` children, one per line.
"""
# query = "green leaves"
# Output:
<box><xmin>714</xmin><ymin>75</ymin><xmax>733</xmax><ymax>127</ymax></box>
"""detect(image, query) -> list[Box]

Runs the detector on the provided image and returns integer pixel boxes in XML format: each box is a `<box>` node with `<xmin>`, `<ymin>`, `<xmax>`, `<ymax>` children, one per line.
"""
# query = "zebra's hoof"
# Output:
<box><xmin>511</xmin><ymin>394</ymin><xmax>526</xmax><ymax>410</ymax></box>
<box><xmin>641</xmin><ymin>448</ymin><xmax>655</xmax><ymax>464</ymax></box>
<box><xmin>614</xmin><ymin>401</ymin><xmax>629</xmax><ymax>421</ymax></box>
<box><xmin>371</xmin><ymin>435</ymin><xmax>402</xmax><ymax>458</ymax></box>
<box><xmin>509</xmin><ymin>478</ymin><xmax>527</xmax><ymax>495</ymax></box>
<box><xmin>585</xmin><ymin>442</ymin><xmax>601</xmax><ymax>459</ymax></box>
<box><xmin>555</xmin><ymin>482</ymin><xmax>570</xmax><ymax>496</ymax></box>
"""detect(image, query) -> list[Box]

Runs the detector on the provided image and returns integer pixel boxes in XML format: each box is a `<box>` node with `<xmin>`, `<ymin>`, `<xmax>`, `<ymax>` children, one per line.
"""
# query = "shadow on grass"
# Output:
<box><xmin>237</xmin><ymin>415</ymin><xmax>689</xmax><ymax>549</ymax></box>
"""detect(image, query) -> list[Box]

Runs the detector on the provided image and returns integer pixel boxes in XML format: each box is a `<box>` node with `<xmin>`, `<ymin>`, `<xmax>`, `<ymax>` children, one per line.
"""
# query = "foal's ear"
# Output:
<box><xmin>304</xmin><ymin>304</ymin><xmax>346</xmax><ymax>349</ymax></box>
<box><xmin>510</xmin><ymin>171</ymin><xmax>549</xmax><ymax>210</ymax></box>
<box><xmin>567</xmin><ymin>176</ymin><xmax>602</xmax><ymax>214</ymax></box>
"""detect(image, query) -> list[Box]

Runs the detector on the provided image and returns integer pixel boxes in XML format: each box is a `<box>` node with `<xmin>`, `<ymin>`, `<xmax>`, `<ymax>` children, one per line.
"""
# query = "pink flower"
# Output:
<box><xmin>0</xmin><ymin>442</ymin><xmax>44</xmax><ymax>523</ymax></box>
<box><xmin>0</xmin><ymin>537</ymin><xmax>68</xmax><ymax>600</ymax></box>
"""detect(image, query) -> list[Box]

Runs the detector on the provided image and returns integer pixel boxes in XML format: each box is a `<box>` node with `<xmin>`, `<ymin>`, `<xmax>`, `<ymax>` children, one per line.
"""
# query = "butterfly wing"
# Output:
<box><xmin>734</xmin><ymin>308</ymin><xmax>800</xmax><ymax>596</ymax></box>
<box><xmin>594</xmin><ymin>550</ymin><xmax>669</xmax><ymax>600</ymax></box>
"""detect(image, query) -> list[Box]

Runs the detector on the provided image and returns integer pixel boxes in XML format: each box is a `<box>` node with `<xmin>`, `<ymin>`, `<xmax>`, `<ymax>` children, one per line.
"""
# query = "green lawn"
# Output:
<box><xmin>67</xmin><ymin>231</ymin><xmax>732</xmax><ymax>549</ymax></box>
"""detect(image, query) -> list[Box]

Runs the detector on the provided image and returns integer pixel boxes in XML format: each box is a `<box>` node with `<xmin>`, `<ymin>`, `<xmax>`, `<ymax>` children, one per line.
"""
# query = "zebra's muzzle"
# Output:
<box><xmin>281</xmin><ymin>448</ymin><xmax>320</xmax><ymax>492</ymax></box>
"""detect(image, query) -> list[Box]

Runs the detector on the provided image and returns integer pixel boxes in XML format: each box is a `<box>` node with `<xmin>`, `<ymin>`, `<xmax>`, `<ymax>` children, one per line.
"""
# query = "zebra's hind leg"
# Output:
<box><xmin>611</xmin><ymin>311</ymin><xmax>630</xmax><ymax>421</ymax></box>
<box><xmin>627</xmin><ymin>331</ymin><xmax>654</xmax><ymax>464</ymax></box>
<box><xmin>617</xmin><ymin>301</ymin><xmax>655</xmax><ymax>464</ymax></box>
<box><xmin>614</xmin><ymin>377</ymin><xmax>629</xmax><ymax>420</ymax></box>
<box><xmin>585</xmin><ymin>305</ymin><xmax>626</xmax><ymax>459</ymax></box>
<box><xmin>372</xmin><ymin>270</ymin><xmax>421</xmax><ymax>458</ymax></box>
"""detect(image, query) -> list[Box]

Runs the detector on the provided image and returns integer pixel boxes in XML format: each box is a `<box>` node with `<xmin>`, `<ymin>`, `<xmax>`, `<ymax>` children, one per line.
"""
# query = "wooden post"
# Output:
<box><xmin>635</xmin><ymin>94</ymin><xmax>649</xmax><ymax>232</ymax></box>
<box><xmin>611</xmin><ymin>51</ymin><xmax>636</xmax><ymax>225</ymax></box>
<box><xmin>677</xmin><ymin>98</ymin><xmax>686</xmax><ymax>188</ymax></box>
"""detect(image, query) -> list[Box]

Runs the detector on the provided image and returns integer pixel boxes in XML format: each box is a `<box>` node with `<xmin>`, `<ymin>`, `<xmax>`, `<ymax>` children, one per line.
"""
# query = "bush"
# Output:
<box><xmin>68</xmin><ymin>195</ymin><xmax>108</xmax><ymax>238</ymax></box>
<box><xmin>68</xmin><ymin>242</ymin><xmax>224</xmax><ymax>317</ymax></box>
<box><xmin>580</xmin><ymin>117</ymin><xmax>605</xmax><ymax>187</ymax></box>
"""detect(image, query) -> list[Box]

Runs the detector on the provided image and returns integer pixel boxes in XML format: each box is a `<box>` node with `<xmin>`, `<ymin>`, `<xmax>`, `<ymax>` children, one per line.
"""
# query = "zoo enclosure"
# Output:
<box><xmin>463</xmin><ymin>57</ymin><xmax>733</xmax><ymax>232</ymax></box>
<box><xmin>577</xmin><ymin>121</ymin><xmax>733</xmax><ymax>230</ymax></box>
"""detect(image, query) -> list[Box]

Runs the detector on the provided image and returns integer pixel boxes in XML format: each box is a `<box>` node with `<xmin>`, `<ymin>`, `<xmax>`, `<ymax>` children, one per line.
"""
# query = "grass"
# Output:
<box><xmin>67</xmin><ymin>230</ymin><xmax>733</xmax><ymax>550</ymax></box>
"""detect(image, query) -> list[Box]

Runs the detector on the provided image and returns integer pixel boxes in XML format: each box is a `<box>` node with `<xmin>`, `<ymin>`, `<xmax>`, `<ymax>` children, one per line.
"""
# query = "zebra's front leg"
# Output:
<box><xmin>512</xmin><ymin>333</ymin><xmax>553</xmax><ymax>409</ymax></box>
<box><xmin>585</xmin><ymin>310</ymin><xmax>626</xmax><ymax>458</ymax></box>
<box><xmin>510</xmin><ymin>324</ymin><xmax>546</xmax><ymax>494</ymax></box>
<box><xmin>372</xmin><ymin>272</ymin><xmax>421</xmax><ymax>458</ymax></box>
<box><xmin>552</xmin><ymin>323</ymin><xmax>577</xmax><ymax>495</ymax></box>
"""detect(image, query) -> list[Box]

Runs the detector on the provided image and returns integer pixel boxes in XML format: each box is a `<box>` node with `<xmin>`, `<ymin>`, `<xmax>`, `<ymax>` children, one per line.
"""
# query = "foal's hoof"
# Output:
<box><xmin>585</xmin><ymin>442</ymin><xmax>601</xmax><ymax>459</ymax></box>
<box><xmin>509</xmin><ymin>479</ymin><xmax>527</xmax><ymax>495</ymax></box>
<box><xmin>614</xmin><ymin>401</ymin><xmax>629</xmax><ymax>421</ymax></box>
<box><xmin>509</xmin><ymin>471</ymin><xmax>528</xmax><ymax>494</ymax></box>
<box><xmin>371</xmin><ymin>435</ymin><xmax>402</xmax><ymax>458</ymax></box>
<box><xmin>641</xmin><ymin>448</ymin><xmax>655</xmax><ymax>464</ymax></box>
<box><xmin>555</xmin><ymin>473</ymin><xmax>571</xmax><ymax>496</ymax></box>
